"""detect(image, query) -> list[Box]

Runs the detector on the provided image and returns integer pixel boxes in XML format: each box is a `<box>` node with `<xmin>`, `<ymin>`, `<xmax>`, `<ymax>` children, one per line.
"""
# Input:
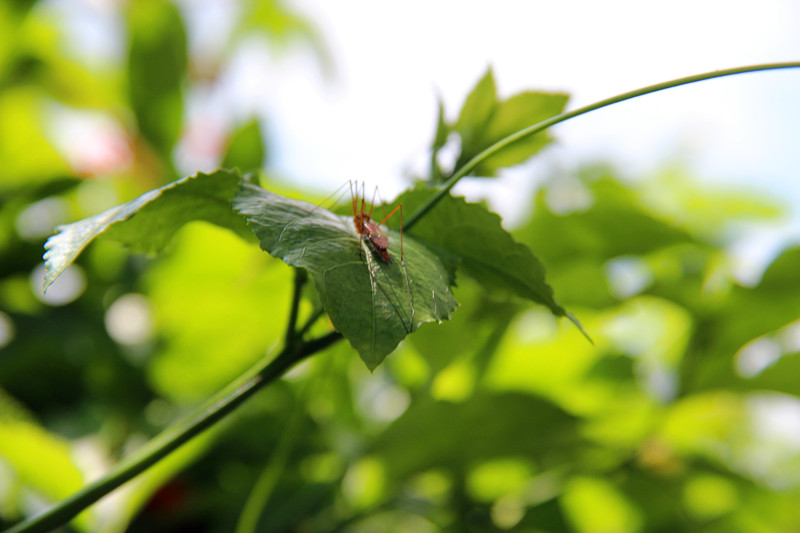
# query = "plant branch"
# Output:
<box><xmin>285</xmin><ymin>268</ymin><xmax>308</xmax><ymax>347</ymax></box>
<box><xmin>297</xmin><ymin>307</ymin><xmax>326</xmax><ymax>338</ymax></box>
<box><xmin>6</xmin><ymin>330</ymin><xmax>341</xmax><ymax>533</ymax></box>
<box><xmin>404</xmin><ymin>61</ymin><xmax>800</xmax><ymax>231</ymax></box>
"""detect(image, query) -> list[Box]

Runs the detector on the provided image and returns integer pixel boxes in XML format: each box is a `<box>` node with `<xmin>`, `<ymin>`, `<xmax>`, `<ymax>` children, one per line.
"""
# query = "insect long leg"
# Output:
<box><xmin>350</xmin><ymin>180</ymin><xmax>357</xmax><ymax>220</ymax></box>
<box><xmin>350</xmin><ymin>180</ymin><xmax>366</xmax><ymax>258</ymax></box>
<box><xmin>375</xmin><ymin>201</ymin><xmax>412</xmax><ymax>325</ymax></box>
<box><xmin>305</xmin><ymin>180</ymin><xmax>351</xmax><ymax>215</ymax></box>
<box><xmin>349</xmin><ymin>182</ymin><xmax>415</xmax><ymax>332</ymax></box>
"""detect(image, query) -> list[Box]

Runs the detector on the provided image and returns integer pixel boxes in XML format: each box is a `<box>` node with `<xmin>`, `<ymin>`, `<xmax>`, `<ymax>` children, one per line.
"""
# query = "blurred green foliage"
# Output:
<box><xmin>1</xmin><ymin>2</ymin><xmax>800</xmax><ymax>533</ymax></box>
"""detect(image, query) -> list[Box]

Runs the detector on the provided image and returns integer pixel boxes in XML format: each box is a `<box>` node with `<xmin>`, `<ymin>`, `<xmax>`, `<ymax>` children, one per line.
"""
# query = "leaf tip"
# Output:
<box><xmin>41</xmin><ymin>228</ymin><xmax>70</xmax><ymax>294</ymax></box>
<box><xmin>566</xmin><ymin>311</ymin><xmax>593</xmax><ymax>345</ymax></box>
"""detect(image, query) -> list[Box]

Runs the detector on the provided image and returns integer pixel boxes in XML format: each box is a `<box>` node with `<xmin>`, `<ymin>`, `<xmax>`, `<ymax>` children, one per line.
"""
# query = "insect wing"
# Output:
<box><xmin>364</xmin><ymin>220</ymin><xmax>389</xmax><ymax>249</ymax></box>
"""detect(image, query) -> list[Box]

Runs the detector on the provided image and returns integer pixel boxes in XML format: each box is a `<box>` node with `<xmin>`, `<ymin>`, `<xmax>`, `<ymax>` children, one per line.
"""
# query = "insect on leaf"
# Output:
<box><xmin>233</xmin><ymin>183</ymin><xmax>458</xmax><ymax>370</ymax></box>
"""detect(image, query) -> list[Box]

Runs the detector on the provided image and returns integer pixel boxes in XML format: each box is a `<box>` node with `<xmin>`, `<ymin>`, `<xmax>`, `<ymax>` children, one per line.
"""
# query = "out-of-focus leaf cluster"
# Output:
<box><xmin>8</xmin><ymin>159</ymin><xmax>799</xmax><ymax>532</ymax></box>
<box><xmin>2</xmin><ymin>4</ymin><xmax>799</xmax><ymax>533</ymax></box>
<box><xmin>0</xmin><ymin>0</ymin><xmax>315</xmax><ymax>530</ymax></box>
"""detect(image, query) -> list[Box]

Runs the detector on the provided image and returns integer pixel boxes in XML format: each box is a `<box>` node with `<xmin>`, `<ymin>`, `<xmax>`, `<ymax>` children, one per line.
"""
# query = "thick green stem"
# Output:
<box><xmin>404</xmin><ymin>62</ymin><xmax>800</xmax><ymax>231</ymax></box>
<box><xmin>285</xmin><ymin>268</ymin><xmax>308</xmax><ymax>347</ymax></box>
<box><xmin>5</xmin><ymin>331</ymin><xmax>341</xmax><ymax>533</ymax></box>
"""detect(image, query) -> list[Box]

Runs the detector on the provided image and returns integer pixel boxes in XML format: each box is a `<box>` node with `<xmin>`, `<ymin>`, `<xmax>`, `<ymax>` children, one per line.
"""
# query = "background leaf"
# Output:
<box><xmin>144</xmin><ymin>223</ymin><xmax>291</xmax><ymax>402</ymax></box>
<box><xmin>233</xmin><ymin>183</ymin><xmax>458</xmax><ymax>369</ymax></box>
<box><xmin>0</xmin><ymin>391</ymin><xmax>88</xmax><ymax>529</ymax></box>
<box><xmin>222</xmin><ymin>121</ymin><xmax>267</xmax><ymax>173</ymax></box>
<box><xmin>371</xmin><ymin>392</ymin><xmax>578</xmax><ymax>479</ymax></box>
<box><xmin>126</xmin><ymin>0</ymin><xmax>187</xmax><ymax>164</ymax></box>
<box><xmin>0</xmin><ymin>87</ymin><xmax>69</xmax><ymax>188</ymax></box>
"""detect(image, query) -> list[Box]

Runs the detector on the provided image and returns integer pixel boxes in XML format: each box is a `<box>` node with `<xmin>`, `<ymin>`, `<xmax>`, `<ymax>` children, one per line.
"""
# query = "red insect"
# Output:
<box><xmin>350</xmin><ymin>181</ymin><xmax>403</xmax><ymax>263</ymax></box>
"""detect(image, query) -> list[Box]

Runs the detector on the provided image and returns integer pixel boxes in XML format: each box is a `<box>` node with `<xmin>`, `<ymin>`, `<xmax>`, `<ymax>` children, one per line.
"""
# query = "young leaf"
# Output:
<box><xmin>453</xmin><ymin>67</ymin><xmax>498</xmax><ymax>159</ymax></box>
<box><xmin>391</xmin><ymin>186</ymin><xmax>587</xmax><ymax>337</ymax></box>
<box><xmin>471</xmin><ymin>91</ymin><xmax>569</xmax><ymax>175</ymax></box>
<box><xmin>449</xmin><ymin>69</ymin><xmax>568</xmax><ymax>177</ymax></box>
<box><xmin>432</xmin><ymin>97</ymin><xmax>450</xmax><ymax>151</ymax></box>
<box><xmin>222</xmin><ymin>120</ymin><xmax>267</xmax><ymax>172</ymax></box>
<box><xmin>233</xmin><ymin>183</ymin><xmax>458</xmax><ymax>370</ymax></box>
<box><xmin>43</xmin><ymin>169</ymin><xmax>251</xmax><ymax>291</ymax></box>
<box><xmin>429</xmin><ymin>97</ymin><xmax>450</xmax><ymax>184</ymax></box>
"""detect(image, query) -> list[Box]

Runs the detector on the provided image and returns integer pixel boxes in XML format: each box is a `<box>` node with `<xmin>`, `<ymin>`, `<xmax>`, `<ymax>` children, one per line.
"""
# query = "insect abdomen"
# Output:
<box><xmin>364</xmin><ymin>221</ymin><xmax>391</xmax><ymax>262</ymax></box>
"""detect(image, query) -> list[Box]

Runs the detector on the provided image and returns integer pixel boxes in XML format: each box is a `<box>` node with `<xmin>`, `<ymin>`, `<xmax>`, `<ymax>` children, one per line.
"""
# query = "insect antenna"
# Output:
<box><xmin>308</xmin><ymin>180</ymin><xmax>351</xmax><ymax>215</ymax></box>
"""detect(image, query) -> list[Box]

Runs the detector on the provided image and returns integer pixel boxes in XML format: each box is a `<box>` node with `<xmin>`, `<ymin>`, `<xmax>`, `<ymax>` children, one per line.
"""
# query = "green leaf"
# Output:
<box><xmin>0</xmin><ymin>391</ymin><xmax>87</xmax><ymax>526</ymax></box>
<box><xmin>233</xmin><ymin>184</ymin><xmax>458</xmax><ymax>370</ymax></box>
<box><xmin>222</xmin><ymin>120</ymin><xmax>266</xmax><ymax>172</ymax></box>
<box><xmin>453</xmin><ymin>68</ymin><xmax>497</xmax><ymax>158</ymax></box>
<box><xmin>450</xmin><ymin>69</ymin><xmax>568</xmax><ymax>177</ymax></box>
<box><xmin>144</xmin><ymin>223</ymin><xmax>291</xmax><ymax>401</ymax></box>
<box><xmin>393</xmin><ymin>186</ymin><xmax>585</xmax><ymax>336</ymax></box>
<box><xmin>521</xmin><ymin>177</ymin><xmax>694</xmax><ymax>263</ymax></box>
<box><xmin>683</xmin><ymin>247</ymin><xmax>800</xmax><ymax>393</ymax></box>
<box><xmin>733</xmin><ymin>352</ymin><xmax>800</xmax><ymax>397</ymax></box>
<box><xmin>0</xmin><ymin>87</ymin><xmax>69</xmax><ymax>187</ymax></box>
<box><xmin>238</xmin><ymin>0</ymin><xmax>315</xmax><ymax>42</ymax></box>
<box><xmin>126</xmin><ymin>0</ymin><xmax>187</xmax><ymax>161</ymax></box>
<box><xmin>408</xmin><ymin>280</ymin><xmax>519</xmax><ymax>375</ymax></box>
<box><xmin>43</xmin><ymin>169</ymin><xmax>251</xmax><ymax>292</ymax></box>
<box><xmin>432</xmin><ymin>97</ymin><xmax>449</xmax><ymax>151</ymax></box>
<box><xmin>371</xmin><ymin>392</ymin><xmax>578</xmax><ymax>479</ymax></box>
<box><xmin>429</xmin><ymin>97</ymin><xmax>449</xmax><ymax>184</ymax></box>
<box><xmin>472</xmin><ymin>91</ymin><xmax>569</xmax><ymax>175</ymax></box>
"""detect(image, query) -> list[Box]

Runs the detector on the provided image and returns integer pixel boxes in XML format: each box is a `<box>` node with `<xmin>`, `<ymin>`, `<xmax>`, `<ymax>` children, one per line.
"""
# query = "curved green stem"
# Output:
<box><xmin>404</xmin><ymin>61</ymin><xmax>800</xmax><ymax>231</ymax></box>
<box><xmin>6</xmin><ymin>331</ymin><xmax>341</xmax><ymax>533</ymax></box>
